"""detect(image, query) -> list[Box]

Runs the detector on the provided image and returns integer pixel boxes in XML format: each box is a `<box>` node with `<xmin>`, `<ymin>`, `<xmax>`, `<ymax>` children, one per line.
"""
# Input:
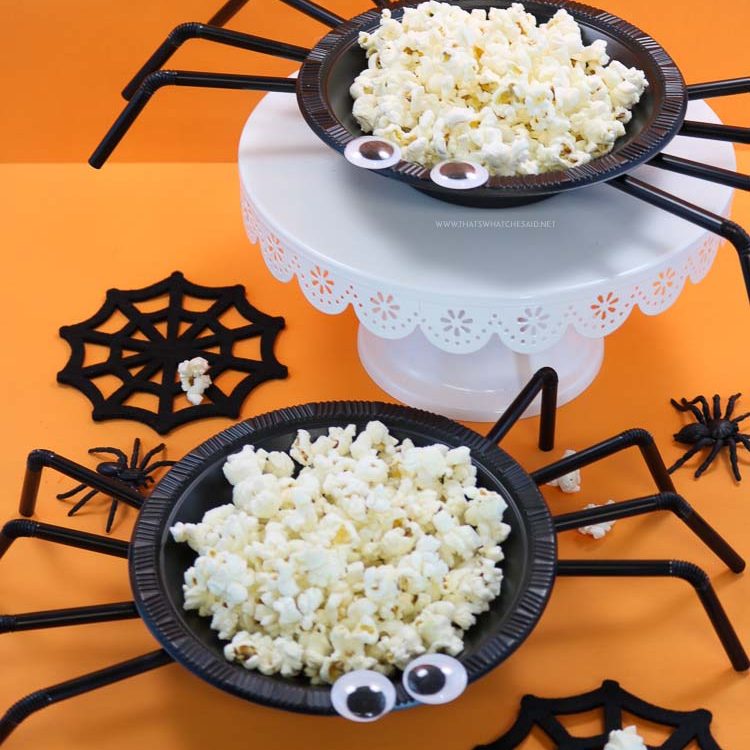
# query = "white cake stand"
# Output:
<box><xmin>238</xmin><ymin>95</ymin><xmax>736</xmax><ymax>421</ymax></box>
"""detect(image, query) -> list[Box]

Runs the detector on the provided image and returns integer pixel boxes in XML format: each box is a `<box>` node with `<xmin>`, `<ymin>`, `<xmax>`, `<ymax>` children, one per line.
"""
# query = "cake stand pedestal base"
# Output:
<box><xmin>358</xmin><ymin>326</ymin><xmax>604</xmax><ymax>422</ymax></box>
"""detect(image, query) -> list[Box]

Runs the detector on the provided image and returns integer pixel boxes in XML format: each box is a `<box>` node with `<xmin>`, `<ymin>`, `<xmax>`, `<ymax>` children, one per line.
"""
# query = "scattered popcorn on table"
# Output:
<box><xmin>178</xmin><ymin>356</ymin><xmax>211</xmax><ymax>405</ymax></box>
<box><xmin>171</xmin><ymin>421</ymin><xmax>510</xmax><ymax>683</ymax></box>
<box><xmin>577</xmin><ymin>500</ymin><xmax>616</xmax><ymax>540</ymax></box>
<box><xmin>351</xmin><ymin>1</ymin><xmax>647</xmax><ymax>176</ymax></box>
<box><xmin>546</xmin><ymin>449</ymin><xmax>581</xmax><ymax>493</ymax></box>
<box><xmin>603</xmin><ymin>725</ymin><xmax>647</xmax><ymax>750</ymax></box>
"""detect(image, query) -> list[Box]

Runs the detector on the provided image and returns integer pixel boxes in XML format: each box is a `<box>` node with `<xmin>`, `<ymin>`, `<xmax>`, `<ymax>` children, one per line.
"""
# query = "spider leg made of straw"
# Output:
<box><xmin>89</xmin><ymin>0</ymin><xmax>353</xmax><ymax>167</ymax></box>
<box><xmin>489</xmin><ymin>370</ymin><xmax>747</xmax><ymax>671</ymax></box>
<box><xmin>90</xmin><ymin>0</ymin><xmax>385</xmax><ymax>167</ymax></box>
<box><xmin>58</xmin><ymin>444</ymin><xmax>130</xmax><ymax>516</ymax></box>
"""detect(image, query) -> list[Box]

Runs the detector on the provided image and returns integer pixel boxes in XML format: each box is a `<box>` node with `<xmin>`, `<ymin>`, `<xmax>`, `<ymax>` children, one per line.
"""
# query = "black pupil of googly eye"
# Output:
<box><xmin>439</xmin><ymin>162</ymin><xmax>475</xmax><ymax>180</ymax></box>
<box><xmin>407</xmin><ymin>664</ymin><xmax>446</xmax><ymax>696</ymax></box>
<box><xmin>359</xmin><ymin>140</ymin><xmax>395</xmax><ymax>161</ymax></box>
<box><xmin>346</xmin><ymin>686</ymin><xmax>387</xmax><ymax>718</ymax></box>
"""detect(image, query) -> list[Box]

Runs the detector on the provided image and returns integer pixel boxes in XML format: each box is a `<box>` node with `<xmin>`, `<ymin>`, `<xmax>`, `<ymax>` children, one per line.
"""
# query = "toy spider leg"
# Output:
<box><xmin>0</xmin><ymin>650</ymin><xmax>173</xmax><ymax>744</ymax></box>
<box><xmin>490</xmin><ymin>370</ymin><xmax>748</xmax><ymax>672</ymax></box>
<box><xmin>88</xmin><ymin>439</ymin><xmax>175</xmax><ymax>483</ymax></box>
<box><xmin>0</xmin><ymin>601</ymin><xmax>138</xmax><ymax>634</ymax></box>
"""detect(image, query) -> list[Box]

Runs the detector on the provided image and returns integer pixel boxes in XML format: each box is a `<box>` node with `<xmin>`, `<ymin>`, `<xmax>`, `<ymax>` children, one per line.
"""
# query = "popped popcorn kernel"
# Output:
<box><xmin>351</xmin><ymin>1</ymin><xmax>647</xmax><ymax>176</ymax></box>
<box><xmin>178</xmin><ymin>356</ymin><xmax>212</xmax><ymax>406</ymax></box>
<box><xmin>171</xmin><ymin>422</ymin><xmax>509</xmax><ymax>682</ymax></box>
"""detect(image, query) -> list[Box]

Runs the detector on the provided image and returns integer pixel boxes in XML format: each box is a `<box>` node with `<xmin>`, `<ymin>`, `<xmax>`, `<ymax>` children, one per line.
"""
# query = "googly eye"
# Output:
<box><xmin>331</xmin><ymin>669</ymin><xmax>396</xmax><ymax>722</ymax></box>
<box><xmin>344</xmin><ymin>136</ymin><xmax>402</xmax><ymax>170</ymax></box>
<box><xmin>430</xmin><ymin>160</ymin><xmax>489</xmax><ymax>190</ymax></box>
<box><xmin>402</xmin><ymin>655</ymin><xmax>467</xmax><ymax>705</ymax></box>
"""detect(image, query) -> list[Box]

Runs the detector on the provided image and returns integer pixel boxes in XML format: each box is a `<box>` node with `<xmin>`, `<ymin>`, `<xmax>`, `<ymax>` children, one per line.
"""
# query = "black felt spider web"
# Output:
<box><xmin>58</xmin><ymin>272</ymin><xmax>287</xmax><ymax>434</ymax></box>
<box><xmin>475</xmin><ymin>680</ymin><xmax>720</xmax><ymax>750</ymax></box>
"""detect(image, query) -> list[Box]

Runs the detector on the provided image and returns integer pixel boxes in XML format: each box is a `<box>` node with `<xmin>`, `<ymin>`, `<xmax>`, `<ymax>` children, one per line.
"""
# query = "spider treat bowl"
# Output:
<box><xmin>90</xmin><ymin>0</ymin><xmax>686</xmax><ymax>208</ymax></box>
<box><xmin>131</xmin><ymin>401</ymin><xmax>556</xmax><ymax>715</ymax></box>
<box><xmin>90</xmin><ymin>0</ymin><xmax>750</xmax><ymax>297</ymax></box>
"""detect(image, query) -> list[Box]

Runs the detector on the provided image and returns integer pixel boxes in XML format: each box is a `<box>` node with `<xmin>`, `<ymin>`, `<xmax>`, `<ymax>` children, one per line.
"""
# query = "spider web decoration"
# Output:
<box><xmin>58</xmin><ymin>272</ymin><xmax>287</xmax><ymax>434</ymax></box>
<box><xmin>475</xmin><ymin>680</ymin><xmax>720</xmax><ymax>750</ymax></box>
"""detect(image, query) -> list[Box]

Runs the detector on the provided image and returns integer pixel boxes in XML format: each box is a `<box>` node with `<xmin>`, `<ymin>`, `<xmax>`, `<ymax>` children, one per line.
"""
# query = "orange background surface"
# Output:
<box><xmin>1</xmin><ymin>1</ymin><xmax>749</xmax><ymax>748</ymax></box>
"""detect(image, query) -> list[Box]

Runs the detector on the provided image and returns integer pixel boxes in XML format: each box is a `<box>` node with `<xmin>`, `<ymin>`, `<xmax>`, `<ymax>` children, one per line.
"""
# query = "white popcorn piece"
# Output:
<box><xmin>577</xmin><ymin>500</ymin><xmax>617</xmax><ymax>539</ymax></box>
<box><xmin>171</xmin><ymin>420</ymin><xmax>510</xmax><ymax>683</ymax></box>
<box><xmin>350</xmin><ymin>2</ymin><xmax>647</xmax><ymax>177</ymax></box>
<box><xmin>178</xmin><ymin>356</ymin><xmax>212</xmax><ymax>406</ymax></box>
<box><xmin>546</xmin><ymin>449</ymin><xmax>581</xmax><ymax>493</ymax></box>
<box><xmin>604</xmin><ymin>725</ymin><xmax>648</xmax><ymax>750</ymax></box>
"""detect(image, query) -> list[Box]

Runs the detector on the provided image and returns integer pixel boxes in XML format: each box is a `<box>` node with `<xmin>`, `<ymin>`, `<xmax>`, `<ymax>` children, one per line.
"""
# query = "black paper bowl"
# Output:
<box><xmin>130</xmin><ymin>402</ymin><xmax>556</xmax><ymax>715</ymax></box>
<box><xmin>297</xmin><ymin>0</ymin><xmax>687</xmax><ymax>207</ymax></box>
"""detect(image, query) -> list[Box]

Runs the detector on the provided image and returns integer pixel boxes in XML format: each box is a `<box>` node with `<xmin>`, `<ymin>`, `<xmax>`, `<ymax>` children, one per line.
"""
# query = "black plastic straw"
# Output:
<box><xmin>554</xmin><ymin>492</ymin><xmax>745</xmax><ymax>572</ymax></box>
<box><xmin>0</xmin><ymin>602</ymin><xmax>138</xmax><ymax>633</ymax></box>
<box><xmin>122</xmin><ymin>24</ymin><xmax>308</xmax><ymax>100</ymax></box>
<box><xmin>0</xmin><ymin>519</ymin><xmax>129</xmax><ymax>561</ymax></box>
<box><xmin>486</xmin><ymin>367</ymin><xmax>558</xmax><ymax>451</ymax></box>
<box><xmin>687</xmin><ymin>77</ymin><xmax>750</xmax><ymax>100</ymax></box>
<box><xmin>0</xmin><ymin>650</ymin><xmax>172</xmax><ymax>743</ymax></box>
<box><xmin>557</xmin><ymin>560</ymin><xmax>749</xmax><ymax>672</ymax></box>
<box><xmin>649</xmin><ymin>153</ymin><xmax>750</xmax><ymax>191</ymax></box>
<box><xmin>680</xmin><ymin>121</ymin><xmax>750</xmax><ymax>144</ymax></box>
<box><xmin>531</xmin><ymin>428</ymin><xmax>676</xmax><ymax>493</ymax></box>
<box><xmin>610</xmin><ymin>175</ymin><xmax>750</xmax><ymax>304</ymax></box>
<box><xmin>89</xmin><ymin>71</ymin><xmax>296</xmax><ymax>169</ymax></box>
<box><xmin>208</xmin><ymin>0</ymin><xmax>250</xmax><ymax>26</ymax></box>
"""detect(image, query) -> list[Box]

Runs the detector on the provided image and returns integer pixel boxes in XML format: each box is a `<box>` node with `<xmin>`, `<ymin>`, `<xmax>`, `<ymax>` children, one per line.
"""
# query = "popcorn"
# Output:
<box><xmin>604</xmin><ymin>726</ymin><xmax>647</xmax><ymax>750</ymax></box>
<box><xmin>178</xmin><ymin>356</ymin><xmax>212</xmax><ymax>405</ymax></box>
<box><xmin>546</xmin><ymin>449</ymin><xmax>581</xmax><ymax>493</ymax></box>
<box><xmin>351</xmin><ymin>1</ymin><xmax>647</xmax><ymax>176</ymax></box>
<box><xmin>171</xmin><ymin>422</ymin><xmax>509</xmax><ymax>683</ymax></box>
<box><xmin>577</xmin><ymin>500</ymin><xmax>617</xmax><ymax>539</ymax></box>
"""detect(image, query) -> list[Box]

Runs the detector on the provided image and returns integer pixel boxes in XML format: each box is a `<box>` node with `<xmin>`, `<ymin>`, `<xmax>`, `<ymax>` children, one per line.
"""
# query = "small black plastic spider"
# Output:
<box><xmin>667</xmin><ymin>393</ymin><xmax>750</xmax><ymax>482</ymax></box>
<box><xmin>56</xmin><ymin>439</ymin><xmax>175</xmax><ymax>532</ymax></box>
